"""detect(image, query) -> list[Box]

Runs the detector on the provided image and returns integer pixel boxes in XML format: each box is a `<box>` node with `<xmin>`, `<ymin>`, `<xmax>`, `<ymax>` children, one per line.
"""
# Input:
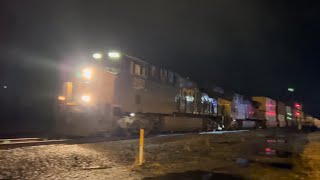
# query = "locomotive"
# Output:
<box><xmin>54</xmin><ymin>51</ymin><xmax>239</xmax><ymax>136</ymax></box>
<box><xmin>54</xmin><ymin>51</ymin><xmax>307</xmax><ymax>137</ymax></box>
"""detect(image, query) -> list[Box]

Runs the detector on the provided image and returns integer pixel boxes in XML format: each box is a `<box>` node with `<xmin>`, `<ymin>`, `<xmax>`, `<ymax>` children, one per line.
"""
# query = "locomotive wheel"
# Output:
<box><xmin>229</xmin><ymin>120</ymin><xmax>240</xmax><ymax>130</ymax></box>
<box><xmin>206</xmin><ymin>121</ymin><xmax>219</xmax><ymax>131</ymax></box>
<box><xmin>124</xmin><ymin>115</ymin><xmax>155</xmax><ymax>137</ymax></box>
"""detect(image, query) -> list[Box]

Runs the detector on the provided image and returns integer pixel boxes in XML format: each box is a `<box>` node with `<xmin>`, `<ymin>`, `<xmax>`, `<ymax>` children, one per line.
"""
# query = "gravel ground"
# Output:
<box><xmin>0</xmin><ymin>129</ymin><xmax>317</xmax><ymax>180</ymax></box>
<box><xmin>296</xmin><ymin>132</ymin><xmax>320</xmax><ymax>179</ymax></box>
<box><xmin>0</xmin><ymin>144</ymin><xmax>141</xmax><ymax>179</ymax></box>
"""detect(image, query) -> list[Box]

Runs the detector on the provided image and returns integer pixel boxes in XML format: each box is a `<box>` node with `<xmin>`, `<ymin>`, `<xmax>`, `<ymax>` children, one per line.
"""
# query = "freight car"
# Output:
<box><xmin>286</xmin><ymin>106</ymin><xmax>294</xmax><ymax>126</ymax></box>
<box><xmin>277</xmin><ymin>101</ymin><xmax>286</xmax><ymax>127</ymax></box>
<box><xmin>252</xmin><ymin>97</ymin><xmax>277</xmax><ymax>128</ymax></box>
<box><xmin>230</xmin><ymin>94</ymin><xmax>257</xmax><ymax>129</ymax></box>
<box><xmin>54</xmin><ymin>51</ymin><xmax>237</xmax><ymax>137</ymax></box>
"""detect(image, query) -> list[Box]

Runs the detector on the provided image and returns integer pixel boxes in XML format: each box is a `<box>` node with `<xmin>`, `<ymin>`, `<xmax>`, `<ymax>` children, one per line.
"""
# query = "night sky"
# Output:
<box><xmin>0</xmin><ymin>0</ymin><xmax>320</xmax><ymax>118</ymax></box>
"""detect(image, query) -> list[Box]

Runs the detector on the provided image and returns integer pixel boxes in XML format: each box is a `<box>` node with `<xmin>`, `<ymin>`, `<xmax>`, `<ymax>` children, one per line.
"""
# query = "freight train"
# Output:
<box><xmin>54</xmin><ymin>51</ymin><xmax>315</xmax><ymax>137</ymax></box>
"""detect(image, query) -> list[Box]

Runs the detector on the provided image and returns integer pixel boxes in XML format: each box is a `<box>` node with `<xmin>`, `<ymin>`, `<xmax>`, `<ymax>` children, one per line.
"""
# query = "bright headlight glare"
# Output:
<box><xmin>92</xmin><ymin>53</ymin><xmax>103</xmax><ymax>59</ymax></box>
<box><xmin>82</xmin><ymin>68</ymin><xmax>92</xmax><ymax>79</ymax></box>
<box><xmin>58</xmin><ymin>96</ymin><xmax>66</xmax><ymax>101</ymax></box>
<box><xmin>81</xmin><ymin>95</ymin><xmax>91</xmax><ymax>102</ymax></box>
<box><xmin>108</xmin><ymin>52</ymin><xmax>121</xmax><ymax>59</ymax></box>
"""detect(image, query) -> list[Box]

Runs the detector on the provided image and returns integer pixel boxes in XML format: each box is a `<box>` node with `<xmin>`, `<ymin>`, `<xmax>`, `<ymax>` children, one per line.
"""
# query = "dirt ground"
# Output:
<box><xmin>0</xmin><ymin>129</ymin><xmax>318</xmax><ymax>179</ymax></box>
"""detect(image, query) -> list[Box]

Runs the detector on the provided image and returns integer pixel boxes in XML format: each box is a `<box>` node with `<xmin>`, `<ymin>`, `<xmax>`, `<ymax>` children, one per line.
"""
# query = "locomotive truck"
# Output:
<box><xmin>54</xmin><ymin>51</ymin><xmax>236</xmax><ymax>137</ymax></box>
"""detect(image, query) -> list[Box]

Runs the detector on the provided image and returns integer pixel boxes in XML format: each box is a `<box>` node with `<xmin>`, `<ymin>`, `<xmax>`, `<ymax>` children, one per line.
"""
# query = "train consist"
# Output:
<box><xmin>54</xmin><ymin>51</ymin><xmax>318</xmax><ymax>136</ymax></box>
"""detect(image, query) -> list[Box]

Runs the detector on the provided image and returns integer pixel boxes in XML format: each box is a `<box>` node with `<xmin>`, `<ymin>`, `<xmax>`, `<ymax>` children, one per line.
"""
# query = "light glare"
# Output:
<box><xmin>108</xmin><ymin>52</ymin><xmax>121</xmax><ymax>59</ymax></box>
<box><xmin>81</xmin><ymin>95</ymin><xmax>91</xmax><ymax>102</ymax></box>
<box><xmin>288</xmin><ymin>88</ymin><xmax>294</xmax><ymax>92</ymax></box>
<box><xmin>92</xmin><ymin>53</ymin><xmax>103</xmax><ymax>59</ymax></box>
<box><xmin>58</xmin><ymin>96</ymin><xmax>66</xmax><ymax>101</ymax></box>
<box><xmin>82</xmin><ymin>68</ymin><xmax>92</xmax><ymax>79</ymax></box>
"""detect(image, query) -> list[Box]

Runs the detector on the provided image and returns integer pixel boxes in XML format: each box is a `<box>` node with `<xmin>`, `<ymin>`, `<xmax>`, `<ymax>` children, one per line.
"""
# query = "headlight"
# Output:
<box><xmin>58</xmin><ymin>96</ymin><xmax>66</xmax><ymax>101</ymax></box>
<box><xmin>82</xmin><ymin>68</ymin><xmax>92</xmax><ymax>79</ymax></box>
<box><xmin>81</xmin><ymin>95</ymin><xmax>91</xmax><ymax>102</ymax></box>
<box><xmin>108</xmin><ymin>51</ymin><xmax>121</xmax><ymax>59</ymax></box>
<box><xmin>92</xmin><ymin>53</ymin><xmax>103</xmax><ymax>60</ymax></box>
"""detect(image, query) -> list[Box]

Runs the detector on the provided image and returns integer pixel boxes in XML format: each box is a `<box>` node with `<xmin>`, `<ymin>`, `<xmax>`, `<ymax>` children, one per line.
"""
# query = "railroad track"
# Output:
<box><xmin>0</xmin><ymin>130</ymin><xmax>255</xmax><ymax>149</ymax></box>
<box><xmin>0</xmin><ymin>137</ymin><xmax>71</xmax><ymax>149</ymax></box>
<box><xmin>0</xmin><ymin>136</ymin><xmax>128</xmax><ymax>149</ymax></box>
<box><xmin>0</xmin><ymin>132</ymin><xmax>195</xmax><ymax>149</ymax></box>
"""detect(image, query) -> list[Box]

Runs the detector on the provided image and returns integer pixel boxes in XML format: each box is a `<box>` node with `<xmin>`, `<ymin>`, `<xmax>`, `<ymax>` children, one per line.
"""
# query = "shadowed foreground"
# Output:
<box><xmin>0</xmin><ymin>129</ymin><xmax>318</xmax><ymax>179</ymax></box>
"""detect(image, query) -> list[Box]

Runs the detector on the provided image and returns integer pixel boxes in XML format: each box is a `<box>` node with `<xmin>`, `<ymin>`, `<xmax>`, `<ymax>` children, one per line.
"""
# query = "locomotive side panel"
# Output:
<box><xmin>115</xmin><ymin>59</ymin><xmax>181</xmax><ymax>114</ymax></box>
<box><xmin>141</xmin><ymin>80</ymin><xmax>180</xmax><ymax>114</ymax></box>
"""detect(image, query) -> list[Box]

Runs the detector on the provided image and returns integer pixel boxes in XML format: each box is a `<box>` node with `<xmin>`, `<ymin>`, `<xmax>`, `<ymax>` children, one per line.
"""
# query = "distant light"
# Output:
<box><xmin>82</xmin><ymin>68</ymin><xmax>93</xmax><ymax>79</ymax></box>
<box><xmin>81</xmin><ymin>95</ymin><xmax>91</xmax><ymax>103</ymax></box>
<box><xmin>3</xmin><ymin>86</ymin><xmax>7</xmax><ymax>89</ymax></box>
<box><xmin>108</xmin><ymin>51</ymin><xmax>121</xmax><ymax>59</ymax></box>
<box><xmin>265</xmin><ymin>148</ymin><xmax>272</xmax><ymax>152</ymax></box>
<box><xmin>130</xmin><ymin>112</ymin><xmax>135</xmax><ymax>117</ymax></box>
<box><xmin>58</xmin><ymin>96</ymin><xmax>66</xmax><ymax>101</ymax></box>
<box><xmin>287</xmin><ymin>113</ymin><xmax>292</xmax><ymax>116</ymax></box>
<box><xmin>288</xmin><ymin>88</ymin><xmax>294</xmax><ymax>92</ymax></box>
<box><xmin>92</xmin><ymin>53</ymin><xmax>103</xmax><ymax>59</ymax></box>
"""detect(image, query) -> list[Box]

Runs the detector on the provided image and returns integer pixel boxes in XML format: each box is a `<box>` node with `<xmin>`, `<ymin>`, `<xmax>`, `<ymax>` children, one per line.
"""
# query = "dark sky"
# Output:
<box><xmin>0</xmin><ymin>0</ymin><xmax>320</xmax><ymax>116</ymax></box>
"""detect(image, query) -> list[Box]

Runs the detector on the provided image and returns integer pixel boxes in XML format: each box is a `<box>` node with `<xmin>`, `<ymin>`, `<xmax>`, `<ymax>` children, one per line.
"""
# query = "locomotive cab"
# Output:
<box><xmin>55</xmin><ymin>59</ymin><xmax>121</xmax><ymax>137</ymax></box>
